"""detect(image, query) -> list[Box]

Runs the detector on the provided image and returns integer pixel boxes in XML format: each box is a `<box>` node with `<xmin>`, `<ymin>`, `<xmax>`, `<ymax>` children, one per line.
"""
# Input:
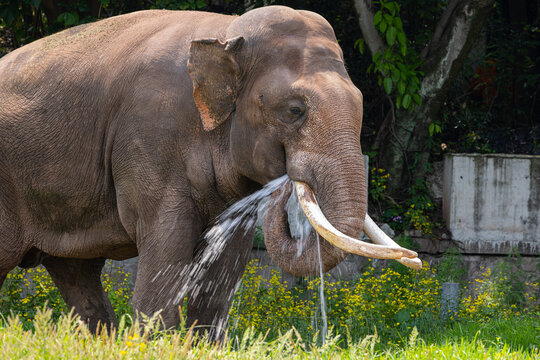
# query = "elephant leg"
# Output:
<box><xmin>187</xmin><ymin>227</ymin><xmax>254</xmax><ymax>341</ymax></box>
<box><xmin>42</xmin><ymin>256</ymin><xmax>117</xmax><ymax>332</ymax></box>
<box><xmin>132</xmin><ymin>254</ymin><xmax>193</xmax><ymax>328</ymax></box>
<box><xmin>131</xmin><ymin>207</ymin><xmax>203</xmax><ymax>329</ymax></box>
<box><xmin>0</xmin><ymin>199</ymin><xmax>25</xmax><ymax>292</ymax></box>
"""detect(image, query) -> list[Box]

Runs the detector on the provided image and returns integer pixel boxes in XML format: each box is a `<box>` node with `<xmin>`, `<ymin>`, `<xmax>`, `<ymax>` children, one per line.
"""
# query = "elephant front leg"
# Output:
<box><xmin>187</xmin><ymin>227</ymin><xmax>254</xmax><ymax>341</ymax></box>
<box><xmin>132</xmin><ymin>212</ymin><xmax>203</xmax><ymax>329</ymax></box>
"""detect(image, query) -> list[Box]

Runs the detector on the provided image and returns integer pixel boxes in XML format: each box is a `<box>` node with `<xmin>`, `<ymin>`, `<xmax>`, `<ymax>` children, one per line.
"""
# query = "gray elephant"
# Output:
<box><xmin>0</xmin><ymin>6</ymin><xmax>420</xmax><ymax>338</ymax></box>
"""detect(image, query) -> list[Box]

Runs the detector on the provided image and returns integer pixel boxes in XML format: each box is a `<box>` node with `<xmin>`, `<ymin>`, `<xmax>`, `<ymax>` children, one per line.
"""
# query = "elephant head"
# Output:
<box><xmin>187</xmin><ymin>6</ymin><xmax>421</xmax><ymax>276</ymax></box>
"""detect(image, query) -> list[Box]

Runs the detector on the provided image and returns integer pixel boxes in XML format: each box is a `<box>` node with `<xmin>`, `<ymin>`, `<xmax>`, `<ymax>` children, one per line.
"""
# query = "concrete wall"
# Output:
<box><xmin>443</xmin><ymin>153</ymin><xmax>540</xmax><ymax>255</ymax></box>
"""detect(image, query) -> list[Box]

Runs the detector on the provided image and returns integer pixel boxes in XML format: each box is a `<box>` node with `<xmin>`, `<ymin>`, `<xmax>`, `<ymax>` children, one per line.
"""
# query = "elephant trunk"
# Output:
<box><xmin>264</xmin><ymin>150</ymin><xmax>420</xmax><ymax>277</ymax></box>
<box><xmin>263</xmin><ymin>149</ymin><xmax>369</xmax><ymax>277</ymax></box>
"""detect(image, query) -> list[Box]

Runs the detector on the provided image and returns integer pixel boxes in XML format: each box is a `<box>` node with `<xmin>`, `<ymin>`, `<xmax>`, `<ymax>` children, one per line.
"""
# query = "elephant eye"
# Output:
<box><xmin>289</xmin><ymin>106</ymin><xmax>304</xmax><ymax>116</ymax></box>
<box><xmin>280</xmin><ymin>99</ymin><xmax>306</xmax><ymax>124</ymax></box>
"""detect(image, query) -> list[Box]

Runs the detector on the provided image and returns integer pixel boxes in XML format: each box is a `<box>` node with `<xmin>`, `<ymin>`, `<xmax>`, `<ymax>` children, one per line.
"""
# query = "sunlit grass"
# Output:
<box><xmin>1</xmin><ymin>259</ymin><xmax>539</xmax><ymax>357</ymax></box>
<box><xmin>0</xmin><ymin>308</ymin><xmax>538</xmax><ymax>359</ymax></box>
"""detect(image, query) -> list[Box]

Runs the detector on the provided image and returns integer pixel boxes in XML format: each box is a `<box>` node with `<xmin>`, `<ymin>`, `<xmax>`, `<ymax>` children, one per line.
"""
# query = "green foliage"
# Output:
<box><xmin>253</xmin><ymin>225</ymin><xmax>265</xmax><ymax>249</ymax></box>
<box><xmin>367</xmin><ymin>0</ymin><xmax>423</xmax><ymax>111</ymax></box>
<box><xmin>0</xmin><ymin>0</ymin><xmax>45</xmax><ymax>46</ymax></box>
<box><xmin>57</xmin><ymin>11</ymin><xmax>79</xmax><ymax>27</ymax></box>
<box><xmin>439</xmin><ymin>1</ymin><xmax>540</xmax><ymax>155</ymax></box>
<box><xmin>368</xmin><ymin>167</ymin><xmax>389</xmax><ymax>203</ymax></box>
<box><xmin>149</xmin><ymin>0</ymin><xmax>207</xmax><ymax>11</ymax></box>
<box><xmin>437</xmin><ymin>248</ymin><xmax>467</xmax><ymax>284</ymax></box>
<box><xmin>100</xmin><ymin>263</ymin><xmax>135</xmax><ymax>323</ymax></box>
<box><xmin>367</xmin><ymin>157</ymin><xmax>437</xmax><ymax>236</ymax></box>
<box><xmin>403</xmin><ymin>178</ymin><xmax>438</xmax><ymax>235</ymax></box>
<box><xmin>229</xmin><ymin>259</ymin><xmax>441</xmax><ymax>346</ymax></box>
<box><xmin>0</xmin><ymin>261</ymin><xmax>133</xmax><ymax>329</ymax></box>
<box><xmin>1</xmin><ymin>256</ymin><xmax>539</xmax><ymax>354</ymax></box>
<box><xmin>0</xmin><ymin>266</ymin><xmax>67</xmax><ymax>328</ymax></box>
<box><xmin>230</xmin><ymin>259</ymin><xmax>539</xmax><ymax>349</ymax></box>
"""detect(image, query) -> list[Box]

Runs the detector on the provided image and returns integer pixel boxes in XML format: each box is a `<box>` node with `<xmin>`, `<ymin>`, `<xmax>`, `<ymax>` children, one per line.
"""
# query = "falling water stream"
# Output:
<box><xmin>316</xmin><ymin>233</ymin><xmax>328</xmax><ymax>343</ymax></box>
<box><xmin>165</xmin><ymin>174</ymin><xmax>329</xmax><ymax>341</ymax></box>
<box><xmin>285</xmin><ymin>185</ymin><xmax>328</xmax><ymax>344</ymax></box>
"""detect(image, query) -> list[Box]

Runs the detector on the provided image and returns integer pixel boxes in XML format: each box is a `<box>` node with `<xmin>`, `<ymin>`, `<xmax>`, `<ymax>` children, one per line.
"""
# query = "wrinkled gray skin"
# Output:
<box><xmin>0</xmin><ymin>6</ymin><xmax>366</xmax><ymax>338</ymax></box>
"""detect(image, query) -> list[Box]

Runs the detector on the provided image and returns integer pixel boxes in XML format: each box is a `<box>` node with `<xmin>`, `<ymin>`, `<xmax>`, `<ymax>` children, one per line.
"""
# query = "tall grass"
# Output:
<box><xmin>1</xmin><ymin>258</ymin><xmax>539</xmax><ymax>356</ymax></box>
<box><xmin>0</xmin><ymin>308</ymin><xmax>538</xmax><ymax>359</ymax></box>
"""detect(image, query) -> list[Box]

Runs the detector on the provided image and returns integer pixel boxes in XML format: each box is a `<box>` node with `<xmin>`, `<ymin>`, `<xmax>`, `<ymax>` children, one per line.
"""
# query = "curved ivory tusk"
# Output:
<box><xmin>364</xmin><ymin>215</ymin><xmax>423</xmax><ymax>270</ymax></box>
<box><xmin>295</xmin><ymin>181</ymin><xmax>418</xmax><ymax>260</ymax></box>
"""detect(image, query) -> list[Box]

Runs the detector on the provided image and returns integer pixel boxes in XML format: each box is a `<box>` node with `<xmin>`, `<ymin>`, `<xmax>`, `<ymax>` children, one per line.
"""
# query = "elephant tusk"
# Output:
<box><xmin>363</xmin><ymin>214</ymin><xmax>423</xmax><ymax>270</ymax></box>
<box><xmin>294</xmin><ymin>181</ymin><xmax>418</xmax><ymax>261</ymax></box>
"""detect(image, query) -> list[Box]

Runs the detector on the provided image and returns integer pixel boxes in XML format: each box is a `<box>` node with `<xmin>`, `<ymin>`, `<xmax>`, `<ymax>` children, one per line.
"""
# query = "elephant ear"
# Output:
<box><xmin>188</xmin><ymin>36</ymin><xmax>244</xmax><ymax>131</ymax></box>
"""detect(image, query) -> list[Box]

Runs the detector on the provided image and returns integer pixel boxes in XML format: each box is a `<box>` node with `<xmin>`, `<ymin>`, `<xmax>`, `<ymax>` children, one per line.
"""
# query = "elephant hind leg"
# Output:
<box><xmin>42</xmin><ymin>256</ymin><xmax>117</xmax><ymax>332</ymax></box>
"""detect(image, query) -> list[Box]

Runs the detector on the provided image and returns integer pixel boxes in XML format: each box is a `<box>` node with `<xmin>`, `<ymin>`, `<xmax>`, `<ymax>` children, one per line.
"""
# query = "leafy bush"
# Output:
<box><xmin>0</xmin><ymin>260</ymin><xmax>133</xmax><ymax>329</ymax></box>
<box><xmin>436</xmin><ymin>247</ymin><xmax>467</xmax><ymax>284</ymax></box>
<box><xmin>229</xmin><ymin>259</ymin><xmax>441</xmax><ymax>345</ymax></box>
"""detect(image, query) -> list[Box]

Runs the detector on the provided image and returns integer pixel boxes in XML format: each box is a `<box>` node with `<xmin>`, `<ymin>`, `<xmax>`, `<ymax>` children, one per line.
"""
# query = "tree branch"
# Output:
<box><xmin>376</xmin><ymin>0</ymin><xmax>495</xmax><ymax>195</ymax></box>
<box><xmin>420</xmin><ymin>0</ymin><xmax>461</xmax><ymax>59</ymax></box>
<box><xmin>353</xmin><ymin>0</ymin><xmax>386</xmax><ymax>56</ymax></box>
<box><xmin>419</xmin><ymin>0</ymin><xmax>495</xmax><ymax>105</ymax></box>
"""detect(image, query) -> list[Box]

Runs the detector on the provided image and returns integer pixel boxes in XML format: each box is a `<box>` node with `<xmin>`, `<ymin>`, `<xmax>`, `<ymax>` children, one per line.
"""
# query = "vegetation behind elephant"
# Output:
<box><xmin>0</xmin><ymin>6</ymin><xmax>418</xmax><ymax>339</ymax></box>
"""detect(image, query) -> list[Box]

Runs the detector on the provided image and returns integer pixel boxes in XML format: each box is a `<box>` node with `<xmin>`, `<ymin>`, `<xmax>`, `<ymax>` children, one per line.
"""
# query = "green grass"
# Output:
<box><xmin>1</xmin><ymin>259</ymin><xmax>539</xmax><ymax>358</ymax></box>
<box><xmin>423</xmin><ymin>316</ymin><xmax>540</xmax><ymax>354</ymax></box>
<box><xmin>0</xmin><ymin>309</ymin><xmax>538</xmax><ymax>359</ymax></box>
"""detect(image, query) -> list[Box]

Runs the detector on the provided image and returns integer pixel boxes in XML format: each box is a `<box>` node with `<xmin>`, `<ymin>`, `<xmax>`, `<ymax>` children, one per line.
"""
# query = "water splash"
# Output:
<box><xmin>287</xmin><ymin>185</ymin><xmax>312</xmax><ymax>257</ymax></box>
<box><xmin>161</xmin><ymin>175</ymin><xmax>291</xmax><ymax>309</ymax></box>
<box><xmin>316</xmin><ymin>233</ymin><xmax>328</xmax><ymax>343</ymax></box>
<box><xmin>281</xmin><ymin>185</ymin><xmax>328</xmax><ymax>344</ymax></box>
<box><xmin>152</xmin><ymin>173</ymin><xmax>329</xmax><ymax>341</ymax></box>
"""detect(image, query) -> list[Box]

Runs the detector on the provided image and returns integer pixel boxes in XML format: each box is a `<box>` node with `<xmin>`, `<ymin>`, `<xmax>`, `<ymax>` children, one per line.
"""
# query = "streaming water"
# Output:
<box><xmin>288</xmin><ymin>185</ymin><xmax>328</xmax><ymax>344</ymax></box>
<box><xmin>157</xmin><ymin>175</ymin><xmax>290</xmax><ymax>314</ymax></box>
<box><xmin>316</xmin><ymin>233</ymin><xmax>328</xmax><ymax>343</ymax></box>
<box><xmin>158</xmin><ymin>173</ymin><xmax>329</xmax><ymax>341</ymax></box>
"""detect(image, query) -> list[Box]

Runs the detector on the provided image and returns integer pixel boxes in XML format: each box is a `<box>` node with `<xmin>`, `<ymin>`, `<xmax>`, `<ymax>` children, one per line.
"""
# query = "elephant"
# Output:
<box><xmin>0</xmin><ymin>6</ymin><xmax>420</xmax><ymax>338</ymax></box>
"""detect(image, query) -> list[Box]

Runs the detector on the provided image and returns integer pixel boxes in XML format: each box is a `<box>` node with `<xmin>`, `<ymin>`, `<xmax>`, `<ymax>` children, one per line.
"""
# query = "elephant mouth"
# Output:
<box><xmin>294</xmin><ymin>181</ymin><xmax>422</xmax><ymax>270</ymax></box>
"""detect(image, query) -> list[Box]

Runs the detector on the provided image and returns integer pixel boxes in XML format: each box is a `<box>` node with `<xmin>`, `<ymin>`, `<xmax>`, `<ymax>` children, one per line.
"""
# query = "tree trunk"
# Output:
<box><xmin>354</xmin><ymin>0</ymin><xmax>495</xmax><ymax>196</ymax></box>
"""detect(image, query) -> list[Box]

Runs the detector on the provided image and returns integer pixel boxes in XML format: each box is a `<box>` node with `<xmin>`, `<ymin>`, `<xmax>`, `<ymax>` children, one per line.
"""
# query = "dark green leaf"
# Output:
<box><xmin>383</xmin><ymin>77</ymin><xmax>393</xmax><ymax>94</ymax></box>
<box><xmin>395</xmin><ymin>309</ymin><xmax>411</xmax><ymax>323</ymax></box>
<box><xmin>400</xmin><ymin>44</ymin><xmax>407</xmax><ymax>56</ymax></box>
<box><xmin>66</xmin><ymin>12</ymin><xmax>79</xmax><ymax>26</ymax></box>
<box><xmin>0</xmin><ymin>5</ymin><xmax>18</xmax><ymax>27</ymax></box>
<box><xmin>354</xmin><ymin>38</ymin><xmax>365</xmax><ymax>54</ymax></box>
<box><xmin>391</xmin><ymin>69</ymin><xmax>400</xmax><ymax>83</ymax></box>
<box><xmin>385</xmin><ymin>2</ymin><xmax>397</xmax><ymax>16</ymax></box>
<box><xmin>373</xmin><ymin>11</ymin><xmax>382</xmax><ymax>26</ymax></box>
<box><xmin>397</xmin><ymin>81</ymin><xmax>406</xmax><ymax>95</ymax></box>
<box><xmin>413</xmin><ymin>94</ymin><xmax>422</xmax><ymax>105</ymax></box>
<box><xmin>397</xmin><ymin>32</ymin><xmax>406</xmax><ymax>47</ymax></box>
<box><xmin>402</xmin><ymin>94</ymin><xmax>411</xmax><ymax>109</ymax></box>
<box><xmin>379</xmin><ymin>20</ymin><xmax>387</xmax><ymax>33</ymax></box>
<box><xmin>386</xmin><ymin>26</ymin><xmax>397</xmax><ymax>46</ymax></box>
